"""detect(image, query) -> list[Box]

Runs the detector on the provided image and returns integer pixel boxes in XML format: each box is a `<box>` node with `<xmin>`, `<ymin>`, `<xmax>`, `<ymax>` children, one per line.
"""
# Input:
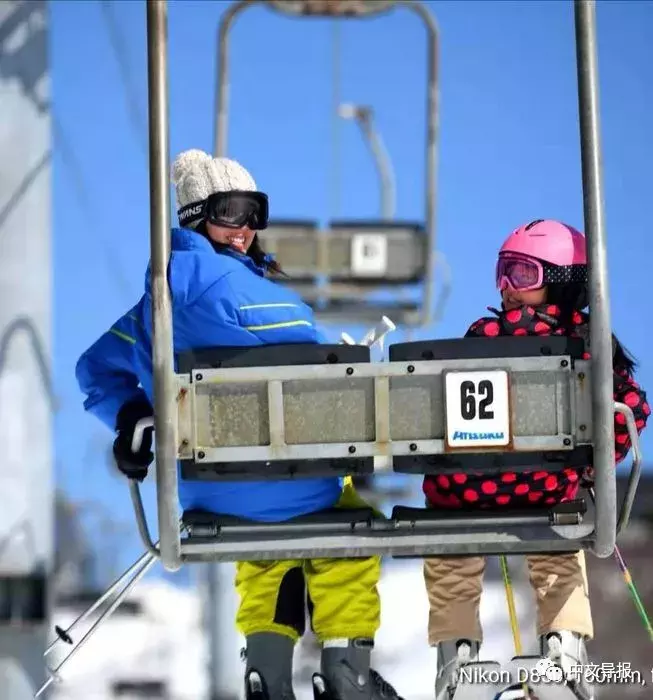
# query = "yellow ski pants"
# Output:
<box><xmin>234</xmin><ymin>479</ymin><xmax>381</xmax><ymax>643</ymax></box>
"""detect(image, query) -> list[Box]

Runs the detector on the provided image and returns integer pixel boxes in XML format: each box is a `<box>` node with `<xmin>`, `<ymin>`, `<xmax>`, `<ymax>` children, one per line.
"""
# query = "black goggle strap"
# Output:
<box><xmin>542</xmin><ymin>262</ymin><xmax>588</xmax><ymax>285</ymax></box>
<box><xmin>177</xmin><ymin>200</ymin><xmax>207</xmax><ymax>229</ymax></box>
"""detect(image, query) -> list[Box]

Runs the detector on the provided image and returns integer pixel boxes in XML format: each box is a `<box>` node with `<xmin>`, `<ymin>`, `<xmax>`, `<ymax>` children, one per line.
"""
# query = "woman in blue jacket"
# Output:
<box><xmin>75</xmin><ymin>149</ymin><xmax>402</xmax><ymax>700</ymax></box>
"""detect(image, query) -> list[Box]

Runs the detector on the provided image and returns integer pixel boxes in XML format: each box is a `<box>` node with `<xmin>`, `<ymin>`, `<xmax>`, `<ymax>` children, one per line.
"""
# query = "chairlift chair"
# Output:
<box><xmin>37</xmin><ymin>1</ymin><xmax>644</xmax><ymax>697</ymax></box>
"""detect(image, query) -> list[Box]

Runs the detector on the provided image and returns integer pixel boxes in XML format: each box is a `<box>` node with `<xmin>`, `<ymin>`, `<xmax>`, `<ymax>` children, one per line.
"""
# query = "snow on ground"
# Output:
<box><xmin>49</xmin><ymin>559</ymin><xmax>541</xmax><ymax>700</ymax></box>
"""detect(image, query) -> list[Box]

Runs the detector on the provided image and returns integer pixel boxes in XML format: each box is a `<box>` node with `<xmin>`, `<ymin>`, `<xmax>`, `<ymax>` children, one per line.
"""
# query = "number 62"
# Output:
<box><xmin>460</xmin><ymin>380</ymin><xmax>494</xmax><ymax>420</ymax></box>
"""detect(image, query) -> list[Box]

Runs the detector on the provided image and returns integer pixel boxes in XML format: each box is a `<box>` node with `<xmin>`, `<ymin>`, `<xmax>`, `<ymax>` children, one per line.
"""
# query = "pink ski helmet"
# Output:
<box><xmin>496</xmin><ymin>219</ymin><xmax>588</xmax><ymax>293</ymax></box>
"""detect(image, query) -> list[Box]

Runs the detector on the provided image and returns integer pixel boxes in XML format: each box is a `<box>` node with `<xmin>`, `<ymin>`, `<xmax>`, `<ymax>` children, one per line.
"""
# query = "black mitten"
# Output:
<box><xmin>112</xmin><ymin>397</ymin><xmax>154</xmax><ymax>481</ymax></box>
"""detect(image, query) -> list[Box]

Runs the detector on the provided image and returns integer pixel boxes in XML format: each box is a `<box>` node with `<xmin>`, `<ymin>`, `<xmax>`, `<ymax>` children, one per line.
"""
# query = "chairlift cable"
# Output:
<box><xmin>330</xmin><ymin>18</ymin><xmax>342</xmax><ymax>221</ymax></box>
<box><xmin>100</xmin><ymin>0</ymin><xmax>149</xmax><ymax>160</ymax></box>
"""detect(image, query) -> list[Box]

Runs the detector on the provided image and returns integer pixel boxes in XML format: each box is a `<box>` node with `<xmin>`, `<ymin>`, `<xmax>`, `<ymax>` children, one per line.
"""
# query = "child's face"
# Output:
<box><xmin>501</xmin><ymin>285</ymin><xmax>547</xmax><ymax>310</ymax></box>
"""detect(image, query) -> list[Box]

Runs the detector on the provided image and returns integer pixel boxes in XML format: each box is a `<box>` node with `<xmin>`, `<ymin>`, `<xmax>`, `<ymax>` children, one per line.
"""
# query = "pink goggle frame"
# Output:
<box><xmin>495</xmin><ymin>253</ymin><xmax>544</xmax><ymax>292</ymax></box>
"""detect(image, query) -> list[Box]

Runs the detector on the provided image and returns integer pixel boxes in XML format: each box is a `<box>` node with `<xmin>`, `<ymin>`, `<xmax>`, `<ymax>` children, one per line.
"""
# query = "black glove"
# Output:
<box><xmin>113</xmin><ymin>397</ymin><xmax>154</xmax><ymax>481</ymax></box>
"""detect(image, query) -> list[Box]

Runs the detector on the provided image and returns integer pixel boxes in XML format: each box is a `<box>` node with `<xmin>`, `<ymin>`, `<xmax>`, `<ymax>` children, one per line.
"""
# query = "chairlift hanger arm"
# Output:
<box><xmin>575</xmin><ymin>0</ymin><xmax>615</xmax><ymax>557</ymax></box>
<box><xmin>213</xmin><ymin>0</ymin><xmax>440</xmax><ymax>327</ymax></box>
<box><xmin>146</xmin><ymin>0</ymin><xmax>180</xmax><ymax>572</ymax></box>
<box><xmin>267</xmin><ymin>1</ymin><xmax>395</xmax><ymax>17</ymax></box>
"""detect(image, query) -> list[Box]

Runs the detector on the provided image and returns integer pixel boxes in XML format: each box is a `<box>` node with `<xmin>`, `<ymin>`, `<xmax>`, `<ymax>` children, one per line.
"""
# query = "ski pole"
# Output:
<box><xmin>500</xmin><ymin>555</ymin><xmax>530</xmax><ymax>699</ymax></box>
<box><xmin>588</xmin><ymin>487</ymin><xmax>653</xmax><ymax>642</ymax></box>
<box><xmin>36</xmin><ymin>552</ymin><xmax>158</xmax><ymax>698</ymax></box>
<box><xmin>499</xmin><ymin>555</ymin><xmax>523</xmax><ymax>653</ymax></box>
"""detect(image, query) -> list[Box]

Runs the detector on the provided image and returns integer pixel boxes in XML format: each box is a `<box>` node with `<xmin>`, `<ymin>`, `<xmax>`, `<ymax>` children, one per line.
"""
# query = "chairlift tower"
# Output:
<box><xmin>0</xmin><ymin>2</ymin><xmax>53</xmax><ymax>698</ymax></box>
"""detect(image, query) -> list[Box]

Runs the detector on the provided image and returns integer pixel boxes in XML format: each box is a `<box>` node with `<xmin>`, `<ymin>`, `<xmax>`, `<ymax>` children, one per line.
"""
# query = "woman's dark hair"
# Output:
<box><xmin>547</xmin><ymin>282</ymin><xmax>637</xmax><ymax>375</ymax></box>
<box><xmin>195</xmin><ymin>221</ymin><xmax>286</xmax><ymax>277</ymax></box>
<box><xmin>248</xmin><ymin>234</ymin><xmax>286</xmax><ymax>277</ymax></box>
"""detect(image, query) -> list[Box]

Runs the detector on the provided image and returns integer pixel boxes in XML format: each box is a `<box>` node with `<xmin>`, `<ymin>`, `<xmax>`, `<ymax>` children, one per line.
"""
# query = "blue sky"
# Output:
<box><xmin>51</xmin><ymin>0</ymin><xmax>653</xmax><ymax>576</ymax></box>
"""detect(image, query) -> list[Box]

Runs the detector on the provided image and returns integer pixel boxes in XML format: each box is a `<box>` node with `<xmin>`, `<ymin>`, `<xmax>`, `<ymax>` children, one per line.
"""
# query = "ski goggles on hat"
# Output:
<box><xmin>178</xmin><ymin>191</ymin><xmax>269</xmax><ymax>231</ymax></box>
<box><xmin>496</xmin><ymin>253</ymin><xmax>587</xmax><ymax>292</ymax></box>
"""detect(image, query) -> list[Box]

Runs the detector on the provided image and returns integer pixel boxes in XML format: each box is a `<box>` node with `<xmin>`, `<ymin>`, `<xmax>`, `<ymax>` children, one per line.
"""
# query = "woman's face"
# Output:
<box><xmin>205</xmin><ymin>222</ymin><xmax>255</xmax><ymax>254</ymax></box>
<box><xmin>501</xmin><ymin>286</ymin><xmax>547</xmax><ymax>310</ymax></box>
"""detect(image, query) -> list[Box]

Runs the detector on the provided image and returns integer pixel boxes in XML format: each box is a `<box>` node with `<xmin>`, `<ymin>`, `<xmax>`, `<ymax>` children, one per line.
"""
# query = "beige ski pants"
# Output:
<box><xmin>424</xmin><ymin>552</ymin><xmax>593</xmax><ymax>645</ymax></box>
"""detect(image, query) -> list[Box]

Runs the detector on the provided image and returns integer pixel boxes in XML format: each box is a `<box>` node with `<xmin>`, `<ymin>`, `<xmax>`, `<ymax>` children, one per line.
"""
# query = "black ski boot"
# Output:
<box><xmin>311</xmin><ymin>638</ymin><xmax>404</xmax><ymax>700</ymax></box>
<box><xmin>243</xmin><ymin>632</ymin><xmax>296</xmax><ymax>700</ymax></box>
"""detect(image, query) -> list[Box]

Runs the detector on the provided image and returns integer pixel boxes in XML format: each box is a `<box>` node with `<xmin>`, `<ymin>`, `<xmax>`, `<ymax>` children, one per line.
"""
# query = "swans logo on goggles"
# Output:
<box><xmin>179</xmin><ymin>204</ymin><xmax>204</xmax><ymax>225</ymax></box>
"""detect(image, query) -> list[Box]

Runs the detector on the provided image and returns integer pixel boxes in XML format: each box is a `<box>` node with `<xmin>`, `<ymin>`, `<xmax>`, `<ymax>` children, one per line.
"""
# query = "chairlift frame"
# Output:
<box><xmin>143</xmin><ymin>0</ymin><xmax>626</xmax><ymax>574</ymax></box>
<box><xmin>213</xmin><ymin>0</ymin><xmax>440</xmax><ymax>328</ymax></box>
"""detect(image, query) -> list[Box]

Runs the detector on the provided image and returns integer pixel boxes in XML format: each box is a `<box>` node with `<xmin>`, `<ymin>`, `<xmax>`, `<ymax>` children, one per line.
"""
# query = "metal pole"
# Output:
<box><xmin>574</xmin><ymin>0</ymin><xmax>615</xmax><ymax>558</ymax></box>
<box><xmin>331</xmin><ymin>19</ymin><xmax>342</xmax><ymax>219</ymax></box>
<box><xmin>214</xmin><ymin>0</ymin><xmax>258</xmax><ymax>156</ymax></box>
<box><xmin>211</xmin><ymin>5</ymin><xmax>261</xmax><ymax>698</ymax></box>
<box><xmin>396</xmin><ymin>1</ymin><xmax>439</xmax><ymax>327</ymax></box>
<box><xmin>340</xmin><ymin>105</ymin><xmax>396</xmax><ymax>220</ymax></box>
<box><xmin>146</xmin><ymin>0</ymin><xmax>181</xmax><ymax>571</ymax></box>
<box><xmin>362</xmin><ymin>115</ymin><xmax>395</xmax><ymax>220</ymax></box>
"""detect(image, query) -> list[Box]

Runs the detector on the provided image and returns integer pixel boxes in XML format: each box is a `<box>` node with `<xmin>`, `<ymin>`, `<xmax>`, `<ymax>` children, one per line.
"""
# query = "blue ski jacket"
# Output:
<box><xmin>75</xmin><ymin>227</ymin><xmax>342</xmax><ymax>521</ymax></box>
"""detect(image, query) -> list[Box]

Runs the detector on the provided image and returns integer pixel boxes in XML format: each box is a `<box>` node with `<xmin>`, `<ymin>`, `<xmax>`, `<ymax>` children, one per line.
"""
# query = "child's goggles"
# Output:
<box><xmin>496</xmin><ymin>253</ymin><xmax>587</xmax><ymax>292</ymax></box>
<box><xmin>179</xmin><ymin>191</ymin><xmax>269</xmax><ymax>231</ymax></box>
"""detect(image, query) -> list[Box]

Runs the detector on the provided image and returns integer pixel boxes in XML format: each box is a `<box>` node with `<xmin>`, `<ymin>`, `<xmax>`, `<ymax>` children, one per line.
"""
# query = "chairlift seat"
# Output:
<box><xmin>131</xmin><ymin>335</ymin><xmax>641</xmax><ymax>563</ymax></box>
<box><xmin>178</xmin><ymin>498</ymin><xmax>591</xmax><ymax>561</ymax></box>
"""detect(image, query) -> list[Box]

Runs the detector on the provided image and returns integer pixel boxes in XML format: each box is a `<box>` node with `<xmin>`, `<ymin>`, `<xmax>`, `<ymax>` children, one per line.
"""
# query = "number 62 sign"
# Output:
<box><xmin>444</xmin><ymin>370</ymin><xmax>511</xmax><ymax>449</ymax></box>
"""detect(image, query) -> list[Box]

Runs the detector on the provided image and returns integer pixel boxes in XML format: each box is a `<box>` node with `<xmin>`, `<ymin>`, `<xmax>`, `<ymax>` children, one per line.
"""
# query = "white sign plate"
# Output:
<box><xmin>444</xmin><ymin>370</ymin><xmax>510</xmax><ymax>448</ymax></box>
<box><xmin>351</xmin><ymin>234</ymin><xmax>388</xmax><ymax>276</ymax></box>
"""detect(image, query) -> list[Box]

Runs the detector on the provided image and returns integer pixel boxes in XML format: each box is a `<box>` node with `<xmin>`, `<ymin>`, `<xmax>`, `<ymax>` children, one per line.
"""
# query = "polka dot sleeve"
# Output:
<box><xmin>613</xmin><ymin>369</ymin><xmax>650</xmax><ymax>464</ymax></box>
<box><xmin>464</xmin><ymin>317</ymin><xmax>502</xmax><ymax>338</ymax></box>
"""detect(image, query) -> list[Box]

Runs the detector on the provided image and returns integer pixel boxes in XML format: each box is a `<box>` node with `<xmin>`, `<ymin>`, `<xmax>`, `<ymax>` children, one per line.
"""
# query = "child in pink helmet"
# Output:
<box><xmin>423</xmin><ymin>220</ymin><xmax>650</xmax><ymax>700</ymax></box>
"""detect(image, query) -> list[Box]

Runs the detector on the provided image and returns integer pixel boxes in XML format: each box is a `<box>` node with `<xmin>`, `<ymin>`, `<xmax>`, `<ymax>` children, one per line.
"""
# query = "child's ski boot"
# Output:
<box><xmin>434</xmin><ymin>639</ymin><xmax>504</xmax><ymax>700</ymax></box>
<box><xmin>500</xmin><ymin>630</ymin><xmax>594</xmax><ymax>700</ymax></box>
<box><xmin>243</xmin><ymin>632</ymin><xmax>296</xmax><ymax>700</ymax></box>
<box><xmin>540</xmin><ymin>631</ymin><xmax>594</xmax><ymax>700</ymax></box>
<box><xmin>310</xmin><ymin>638</ymin><xmax>404</xmax><ymax>700</ymax></box>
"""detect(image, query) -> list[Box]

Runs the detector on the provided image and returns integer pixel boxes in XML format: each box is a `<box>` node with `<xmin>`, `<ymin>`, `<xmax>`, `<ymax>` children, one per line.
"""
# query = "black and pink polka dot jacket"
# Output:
<box><xmin>423</xmin><ymin>304</ymin><xmax>650</xmax><ymax>510</ymax></box>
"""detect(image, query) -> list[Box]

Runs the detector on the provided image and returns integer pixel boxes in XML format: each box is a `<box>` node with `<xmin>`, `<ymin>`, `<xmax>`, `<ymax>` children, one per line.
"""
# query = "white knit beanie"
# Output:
<box><xmin>171</xmin><ymin>149</ymin><xmax>258</xmax><ymax>228</ymax></box>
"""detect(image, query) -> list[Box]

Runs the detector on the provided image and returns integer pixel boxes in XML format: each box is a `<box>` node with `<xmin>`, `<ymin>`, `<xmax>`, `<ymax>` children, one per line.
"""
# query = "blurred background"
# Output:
<box><xmin>1</xmin><ymin>0</ymin><xmax>652</xmax><ymax>698</ymax></box>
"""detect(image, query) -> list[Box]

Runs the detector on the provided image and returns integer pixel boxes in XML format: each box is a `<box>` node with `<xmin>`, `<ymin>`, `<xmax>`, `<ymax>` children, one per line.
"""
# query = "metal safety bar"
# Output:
<box><xmin>614</xmin><ymin>402</ymin><xmax>643</xmax><ymax>534</ymax></box>
<box><xmin>212</xmin><ymin>0</ymin><xmax>440</xmax><ymax>328</ymax></box>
